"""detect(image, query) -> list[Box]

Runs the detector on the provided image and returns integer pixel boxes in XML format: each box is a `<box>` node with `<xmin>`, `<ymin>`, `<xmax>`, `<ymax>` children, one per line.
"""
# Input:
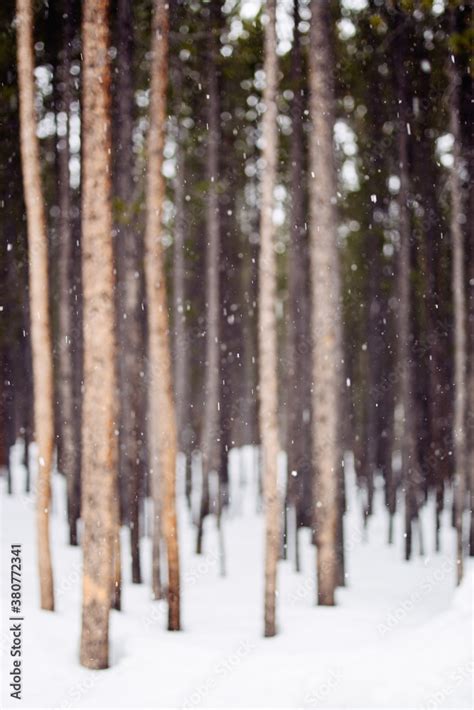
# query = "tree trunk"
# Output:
<box><xmin>173</xmin><ymin>76</ymin><xmax>192</xmax><ymax>510</ymax></box>
<box><xmin>308</xmin><ymin>0</ymin><xmax>343</xmax><ymax>607</ymax></box>
<box><xmin>115</xmin><ymin>0</ymin><xmax>143</xmax><ymax>585</ymax></box>
<box><xmin>56</xmin><ymin>0</ymin><xmax>80</xmax><ymax>547</ymax></box>
<box><xmin>80</xmin><ymin>0</ymin><xmax>117</xmax><ymax>669</ymax></box>
<box><xmin>197</xmin><ymin>0</ymin><xmax>222</xmax><ymax>556</ymax></box>
<box><xmin>16</xmin><ymin>0</ymin><xmax>55</xmax><ymax>612</ymax></box>
<box><xmin>241</xmin><ymin>233</ymin><xmax>259</xmax><ymax>449</ymax></box>
<box><xmin>469</xmin><ymin>226</ymin><xmax>474</xmax><ymax>557</ymax></box>
<box><xmin>144</xmin><ymin>0</ymin><xmax>180</xmax><ymax>631</ymax></box>
<box><xmin>258</xmin><ymin>0</ymin><xmax>280</xmax><ymax>638</ymax></box>
<box><xmin>417</xmin><ymin>135</ymin><xmax>446</xmax><ymax>552</ymax></box>
<box><xmin>286</xmin><ymin>0</ymin><xmax>313</xmax><ymax>563</ymax></box>
<box><xmin>460</xmin><ymin>13</ymin><xmax>474</xmax><ymax>558</ymax></box>
<box><xmin>469</xmin><ymin>156</ymin><xmax>474</xmax><ymax>558</ymax></box>
<box><xmin>365</xmin><ymin>229</ymin><xmax>383</xmax><ymax>521</ymax></box>
<box><xmin>447</xmin><ymin>44</ymin><xmax>467</xmax><ymax>584</ymax></box>
<box><xmin>394</xmin><ymin>23</ymin><xmax>417</xmax><ymax>562</ymax></box>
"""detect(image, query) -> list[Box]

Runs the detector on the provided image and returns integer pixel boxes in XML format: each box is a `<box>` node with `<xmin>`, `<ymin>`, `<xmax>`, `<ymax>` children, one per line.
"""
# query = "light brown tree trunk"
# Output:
<box><xmin>80</xmin><ymin>0</ymin><xmax>117</xmax><ymax>669</ymax></box>
<box><xmin>258</xmin><ymin>0</ymin><xmax>280</xmax><ymax>638</ymax></box>
<box><xmin>144</xmin><ymin>0</ymin><xmax>180</xmax><ymax>631</ymax></box>
<box><xmin>197</xmin><ymin>0</ymin><xmax>222</xmax><ymax>556</ymax></box>
<box><xmin>447</xmin><ymin>46</ymin><xmax>467</xmax><ymax>584</ymax></box>
<box><xmin>308</xmin><ymin>0</ymin><xmax>343</xmax><ymax>607</ymax></box>
<box><xmin>16</xmin><ymin>0</ymin><xmax>55</xmax><ymax>612</ymax></box>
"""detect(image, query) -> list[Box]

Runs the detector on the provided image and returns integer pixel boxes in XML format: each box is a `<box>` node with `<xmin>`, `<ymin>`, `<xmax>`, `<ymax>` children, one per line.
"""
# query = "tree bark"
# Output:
<box><xmin>56</xmin><ymin>0</ymin><xmax>80</xmax><ymax>547</ymax></box>
<box><xmin>468</xmin><ymin>142</ymin><xmax>474</xmax><ymax>558</ymax></box>
<box><xmin>258</xmin><ymin>0</ymin><xmax>280</xmax><ymax>637</ymax></box>
<box><xmin>394</xmin><ymin>22</ymin><xmax>418</xmax><ymax>562</ymax></box>
<box><xmin>16</xmin><ymin>0</ymin><xmax>55</xmax><ymax>612</ymax></box>
<box><xmin>447</xmin><ymin>45</ymin><xmax>467</xmax><ymax>584</ymax></box>
<box><xmin>286</xmin><ymin>0</ymin><xmax>313</xmax><ymax>564</ymax></box>
<box><xmin>115</xmin><ymin>0</ymin><xmax>143</xmax><ymax>585</ymax></box>
<box><xmin>144</xmin><ymin>0</ymin><xmax>180</xmax><ymax>631</ymax></box>
<box><xmin>172</xmin><ymin>74</ymin><xmax>192</xmax><ymax>510</ymax></box>
<box><xmin>197</xmin><ymin>0</ymin><xmax>222</xmax><ymax>556</ymax></box>
<box><xmin>80</xmin><ymin>0</ymin><xmax>117</xmax><ymax>669</ymax></box>
<box><xmin>308</xmin><ymin>0</ymin><xmax>343</xmax><ymax>606</ymax></box>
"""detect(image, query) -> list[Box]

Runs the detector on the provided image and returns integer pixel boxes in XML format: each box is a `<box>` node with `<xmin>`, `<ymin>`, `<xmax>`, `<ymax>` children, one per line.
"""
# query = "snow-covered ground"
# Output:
<box><xmin>1</xmin><ymin>443</ymin><xmax>472</xmax><ymax>709</ymax></box>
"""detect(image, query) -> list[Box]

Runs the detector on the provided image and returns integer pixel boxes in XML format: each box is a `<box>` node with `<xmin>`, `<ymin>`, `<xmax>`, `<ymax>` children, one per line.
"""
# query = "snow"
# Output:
<box><xmin>1</xmin><ymin>443</ymin><xmax>472</xmax><ymax>709</ymax></box>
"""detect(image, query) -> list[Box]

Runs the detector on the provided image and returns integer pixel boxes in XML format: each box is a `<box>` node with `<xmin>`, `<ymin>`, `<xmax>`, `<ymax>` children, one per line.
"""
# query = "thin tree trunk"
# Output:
<box><xmin>469</xmin><ymin>175</ymin><xmax>474</xmax><ymax>557</ymax></box>
<box><xmin>0</xmin><ymin>351</ymin><xmax>11</xmax><ymax>492</ymax></box>
<box><xmin>365</xmin><ymin>230</ymin><xmax>383</xmax><ymax>520</ymax></box>
<box><xmin>286</xmin><ymin>0</ymin><xmax>313</xmax><ymax>567</ymax></box>
<box><xmin>144</xmin><ymin>0</ymin><xmax>180</xmax><ymax>631</ymax></box>
<box><xmin>173</xmin><ymin>69</ymin><xmax>192</xmax><ymax>510</ymax></box>
<box><xmin>16</xmin><ymin>0</ymin><xmax>55</xmax><ymax>612</ymax></box>
<box><xmin>259</xmin><ymin>0</ymin><xmax>280</xmax><ymax>638</ymax></box>
<box><xmin>447</xmin><ymin>45</ymin><xmax>467</xmax><ymax>584</ymax></box>
<box><xmin>80</xmin><ymin>0</ymin><xmax>117</xmax><ymax>669</ymax></box>
<box><xmin>57</xmin><ymin>0</ymin><xmax>79</xmax><ymax>547</ymax></box>
<box><xmin>115</xmin><ymin>0</ymin><xmax>142</xmax><ymax>585</ymax></box>
<box><xmin>111</xmin><ymin>490</ymin><xmax>122</xmax><ymax>610</ymax></box>
<box><xmin>197</xmin><ymin>0</ymin><xmax>222</xmax><ymax>556</ymax></box>
<box><xmin>241</xmin><ymin>233</ymin><xmax>259</xmax><ymax>449</ymax></box>
<box><xmin>417</xmin><ymin>138</ymin><xmax>445</xmax><ymax>552</ymax></box>
<box><xmin>394</xmin><ymin>24</ymin><xmax>417</xmax><ymax>562</ymax></box>
<box><xmin>462</xmin><ymin>17</ymin><xmax>474</xmax><ymax>557</ymax></box>
<box><xmin>21</xmin><ymin>280</ymin><xmax>33</xmax><ymax>495</ymax></box>
<box><xmin>308</xmin><ymin>0</ymin><xmax>343</xmax><ymax>607</ymax></box>
<box><xmin>469</xmin><ymin>240</ymin><xmax>474</xmax><ymax>557</ymax></box>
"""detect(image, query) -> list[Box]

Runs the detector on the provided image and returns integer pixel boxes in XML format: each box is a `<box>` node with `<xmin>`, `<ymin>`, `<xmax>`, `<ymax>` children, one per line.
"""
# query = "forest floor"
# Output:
<box><xmin>1</xmin><ymin>444</ymin><xmax>472</xmax><ymax>709</ymax></box>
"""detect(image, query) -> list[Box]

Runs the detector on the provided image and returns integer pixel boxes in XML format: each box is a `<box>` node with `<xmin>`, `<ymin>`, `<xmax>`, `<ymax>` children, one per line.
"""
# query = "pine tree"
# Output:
<box><xmin>16</xmin><ymin>0</ymin><xmax>55</xmax><ymax>611</ymax></box>
<box><xmin>197</xmin><ymin>0</ymin><xmax>222</xmax><ymax>556</ymax></box>
<box><xmin>80</xmin><ymin>0</ymin><xmax>117</xmax><ymax>669</ymax></box>
<box><xmin>393</xmin><ymin>15</ymin><xmax>418</xmax><ymax>562</ymax></box>
<box><xmin>258</xmin><ymin>0</ymin><xmax>280</xmax><ymax>637</ymax></box>
<box><xmin>172</xmin><ymin>66</ymin><xmax>192</xmax><ymax>509</ymax></box>
<box><xmin>285</xmin><ymin>0</ymin><xmax>312</xmax><ymax>571</ymax></box>
<box><xmin>308</xmin><ymin>0</ymin><xmax>343</xmax><ymax>606</ymax></box>
<box><xmin>447</xmin><ymin>31</ymin><xmax>467</xmax><ymax>584</ymax></box>
<box><xmin>115</xmin><ymin>0</ymin><xmax>143</xmax><ymax>585</ymax></box>
<box><xmin>56</xmin><ymin>0</ymin><xmax>80</xmax><ymax>547</ymax></box>
<box><xmin>144</xmin><ymin>0</ymin><xmax>180</xmax><ymax>631</ymax></box>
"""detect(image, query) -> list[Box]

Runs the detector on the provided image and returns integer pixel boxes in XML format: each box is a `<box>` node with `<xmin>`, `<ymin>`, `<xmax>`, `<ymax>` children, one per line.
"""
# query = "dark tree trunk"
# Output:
<box><xmin>447</xmin><ymin>29</ymin><xmax>467</xmax><ymax>584</ymax></box>
<box><xmin>57</xmin><ymin>0</ymin><xmax>80</xmax><ymax>546</ymax></box>
<box><xmin>285</xmin><ymin>0</ymin><xmax>312</xmax><ymax>568</ymax></box>
<box><xmin>197</xmin><ymin>0</ymin><xmax>222</xmax><ymax>556</ymax></box>
<box><xmin>394</xmin><ymin>20</ymin><xmax>418</xmax><ymax>562</ymax></box>
<box><xmin>114</xmin><ymin>0</ymin><xmax>143</xmax><ymax>586</ymax></box>
<box><xmin>172</xmin><ymin>64</ymin><xmax>193</xmax><ymax>510</ymax></box>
